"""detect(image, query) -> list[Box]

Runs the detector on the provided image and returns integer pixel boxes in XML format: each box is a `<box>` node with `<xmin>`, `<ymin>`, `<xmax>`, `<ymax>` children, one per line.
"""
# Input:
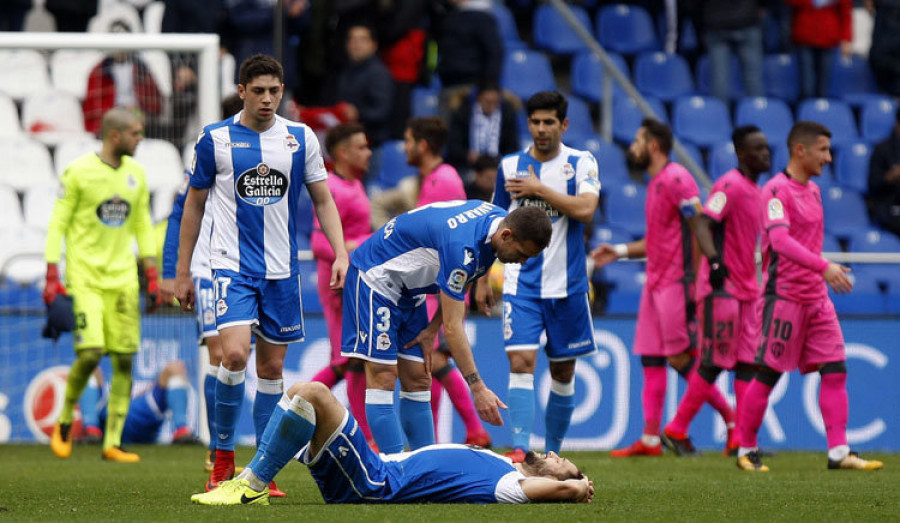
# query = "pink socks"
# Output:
<box><xmin>642</xmin><ymin>365</ymin><xmax>667</xmax><ymax>435</ymax></box>
<box><xmin>819</xmin><ymin>372</ymin><xmax>848</xmax><ymax>449</ymax></box>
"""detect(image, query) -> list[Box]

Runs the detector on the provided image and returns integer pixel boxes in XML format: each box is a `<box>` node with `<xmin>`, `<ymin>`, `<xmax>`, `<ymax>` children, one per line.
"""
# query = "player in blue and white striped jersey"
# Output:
<box><xmin>342</xmin><ymin>200</ymin><xmax>551</xmax><ymax>455</ymax></box>
<box><xmin>191</xmin><ymin>381</ymin><xmax>594</xmax><ymax>506</ymax></box>
<box><xmin>174</xmin><ymin>55</ymin><xmax>349</xmax><ymax>491</ymax></box>
<box><xmin>476</xmin><ymin>91</ymin><xmax>601</xmax><ymax>461</ymax></box>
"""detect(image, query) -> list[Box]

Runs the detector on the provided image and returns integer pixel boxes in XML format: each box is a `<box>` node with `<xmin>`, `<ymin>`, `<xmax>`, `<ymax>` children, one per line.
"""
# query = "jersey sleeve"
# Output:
<box><xmin>162</xmin><ymin>182</ymin><xmax>188</xmax><ymax>278</ymax></box>
<box><xmin>491</xmin><ymin>158</ymin><xmax>512</xmax><ymax>209</ymax></box>
<box><xmin>762</xmin><ymin>185</ymin><xmax>790</xmax><ymax>230</ymax></box>
<box><xmin>437</xmin><ymin>241</ymin><xmax>474</xmax><ymax>301</ymax></box>
<box><xmin>189</xmin><ymin>127</ymin><xmax>216</xmax><ymax>190</ymax></box>
<box><xmin>494</xmin><ymin>471</ymin><xmax>530</xmax><ymax>504</ymax></box>
<box><xmin>45</xmin><ymin>168</ymin><xmax>79</xmax><ymax>264</ymax></box>
<box><xmin>702</xmin><ymin>179</ymin><xmax>730</xmax><ymax>223</ymax></box>
<box><xmin>672</xmin><ymin>170</ymin><xmax>702</xmax><ymax>219</ymax></box>
<box><xmin>303</xmin><ymin>126</ymin><xmax>328</xmax><ymax>184</ymax></box>
<box><xmin>132</xmin><ymin>168</ymin><xmax>156</xmax><ymax>258</ymax></box>
<box><xmin>576</xmin><ymin>153</ymin><xmax>601</xmax><ymax>196</ymax></box>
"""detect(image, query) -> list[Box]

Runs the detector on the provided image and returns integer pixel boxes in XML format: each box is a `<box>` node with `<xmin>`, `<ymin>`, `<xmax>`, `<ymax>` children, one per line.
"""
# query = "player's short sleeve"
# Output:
<box><xmin>491</xmin><ymin>156</ymin><xmax>512</xmax><ymax>209</ymax></box>
<box><xmin>671</xmin><ymin>169</ymin><xmax>702</xmax><ymax>219</ymax></box>
<box><xmin>190</xmin><ymin>127</ymin><xmax>215</xmax><ymax>190</ymax></box>
<box><xmin>494</xmin><ymin>471</ymin><xmax>529</xmax><ymax>504</ymax></box>
<box><xmin>437</xmin><ymin>241</ymin><xmax>474</xmax><ymax>301</ymax></box>
<box><xmin>762</xmin><ymin>185</ymin><xmax>790</xmax><ymax>230</ymax></box>
<box><xmin>576</xmin><ymin>153</ymin><xmax>601</xmax><ymax>196</ymax></box>
<box><xmin>302</xmin><ymin>126</ymin><xmax>328</xmax><ymax>184</ymax></box>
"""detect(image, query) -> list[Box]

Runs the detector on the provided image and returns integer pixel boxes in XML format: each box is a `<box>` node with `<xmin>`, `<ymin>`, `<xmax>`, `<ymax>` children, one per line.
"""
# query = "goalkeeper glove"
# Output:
<box><xmin>708</xmin><ymin>255</ymin><xmax>728</xmax><ymax>291</ymax></box>
<box><xmin>43</xmin><ymin>263</ymin><xmax>67</xmax><ymax>306</ymax></box>
<box><xmin>145</xmin><ymin>265</ymin><xmax>161</xmax><ymax>313</ymax></box>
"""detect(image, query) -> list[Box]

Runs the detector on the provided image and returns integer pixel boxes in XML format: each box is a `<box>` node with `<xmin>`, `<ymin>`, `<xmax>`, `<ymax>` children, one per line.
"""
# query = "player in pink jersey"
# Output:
<box><xmin>309</xmin><ymin>123</ymin><xmax>375</xmax><ymax>446</ymax></box>
<box><xmin>660</xmin><ymin>126</ymin><xmax>769</xmax><ymax>457</ymax></box>
<box><xmin>592</xmin><ymin>119</ymin><xmax>735</xmax><ymax>457</ymax></box>
<box><xmin>736</xmin><ymin>121</ymin><xmax>883</xmax><ymax>472</ymax></box>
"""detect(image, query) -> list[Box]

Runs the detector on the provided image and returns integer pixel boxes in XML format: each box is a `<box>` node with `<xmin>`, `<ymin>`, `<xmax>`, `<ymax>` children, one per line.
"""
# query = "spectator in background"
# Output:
<box><xmin>465</xmin><ymin>155</ymin><xmax>501</xmax><ymax>202</ymax></box>
<box><xmin>435</xmin><ymin>0</ymin><xmax>504</xmax><ymax>120</ymax></box>
<box><xmin>868</xmin><ymin>107</ymin><xmax>900</xmax><ymax>237</ymax></box>
<box><xmin>0</xmin><ymin>0</ymin><xmax>31</xmax><ymax>31</ymax></box>
<box><xmin>868</xmin><ymin>0</ymin><xmax>900</xmax><ymax>97</ymax></box>
<box><xmin>46</xmin><ymin>0</ymin><xmax>97</xmax><ymax>32</ymax></box>
<box><xmin>163</xmin><ymin>0</ymin><xmax>225</xmax><ymax>33</ymax></box>
<box><xmin>336</xmin><ymin>24</ymin><xmax>394</xmax><ymax>147</ymax></box>
<box><xmin>691</xmin><ymin>0</ymin><xmax>765</xmax><ymax>101</ymax></box>
<box><xmin>83</xmin><ymin>52</ymin><xmax>163</xmax><ymax>138</ymax></box>
<box><xmin>786</xmin><ymin>0</ymin><xmax>853</xmax><ymax>99</ymax></box>
<box><xmin>447</xmin><ymin>84</ymin><xmax>521</xmax><ymax>177</ymax></box>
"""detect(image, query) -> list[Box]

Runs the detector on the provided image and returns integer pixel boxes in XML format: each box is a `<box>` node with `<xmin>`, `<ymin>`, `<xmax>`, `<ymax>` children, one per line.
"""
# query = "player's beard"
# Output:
<box><xmin>626</xmin><ymin>150</ymin><xmax>650</xmax><ymax>171</ymax></box>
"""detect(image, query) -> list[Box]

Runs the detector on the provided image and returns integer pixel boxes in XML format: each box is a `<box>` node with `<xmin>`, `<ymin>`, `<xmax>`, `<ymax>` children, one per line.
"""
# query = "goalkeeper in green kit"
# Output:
<box><xmin>45</xmin><ymin>108</ymin><xmax>160</xmax><ymax>463</ymax></box>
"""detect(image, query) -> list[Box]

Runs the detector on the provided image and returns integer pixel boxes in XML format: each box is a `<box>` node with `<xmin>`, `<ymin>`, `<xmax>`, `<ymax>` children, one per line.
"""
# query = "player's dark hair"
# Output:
<box><xmin>524</xmin><ymin>450</ymin><xmax>585</xmax><ymax>481</ymax></box>
<box><xmin>787</xmin><ymin>120</ymin><xmax>831</xmax><ymax>151</ymax></box>
<box><xmin>640</xmin><ymin>118</ymin><xmax>673</xmax><ymax>155</ymax></box>
<box><xmin>347</xmin><ymin>22</ymin><xmax>377</xmax><ymax>42</ymax></box>
<box><xmin>325</xmin><ymin>122</ymin><xmax>367</xmax><ymax>158</ymax></box>
<box><xmin>732</xmin><ymin>125</ymin><xmax>762</xmax><ymax>152</ymax></box>
<box><xmin>526</xmin><ymin>91</ymin><xmax>567</xmax><ymax>121</ymax></box>
<box><xmin>406</xmin><ymin>116</ymin><xmax>447</xmax><ymax>154</ymax></box>
<box><xmin>221</xmin><ymin>93</ymin><xmax>243</xmax><ymax>119</ymax></box>
<box><xmin>238</xmin><ymin>54</ymin><xmax>284</xmax><ymax>85</ymax></box>
<box><xmin>505</xmin><ymin>207</ymin><xmax>552</xmax><ymax>250</ymax></box>
<box><xmin>472</xmin><ymin>154</ymin><xmax>499</xmax><ymax>172</ymax></box>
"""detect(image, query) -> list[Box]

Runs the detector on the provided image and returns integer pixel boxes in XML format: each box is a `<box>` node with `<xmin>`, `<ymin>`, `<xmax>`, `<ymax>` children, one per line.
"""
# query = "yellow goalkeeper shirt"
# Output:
<box><xmin>45</xmin><ymin>152</ymin><xmax>156</xmax><ymax>290</ymax></box>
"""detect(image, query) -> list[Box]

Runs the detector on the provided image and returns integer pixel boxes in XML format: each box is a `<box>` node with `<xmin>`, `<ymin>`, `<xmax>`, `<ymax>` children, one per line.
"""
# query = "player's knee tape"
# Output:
<box><xmin>819</xmin><ymin>361</ymin><xmax>847</xmax><ymax>375</ymax></box>
<box><xmin>217</xmin><ymin>365</ymin><xmax>246</xmax><ymax>386</ymax></box>
<box><xmin>289</xmin><ymin>393</ymin><xmax>317</xmax><ymax>425</ymax></box>
<box><xmin>550</xmin><ymin>379</ymin><xmax>575</xmax><ymax>396</ymax></box>
<box><xmin>433</xmin><ymin>364</ymin><xmax>456</xmax><ymax>380</ymax></box>
<box><xmin>641</xmin><ymin>356</ymin><xmax>666</xmax><ymax>367</ymax></box>
<box><xmin>734</xmin><ymin>362</ymin><xmax>755</xmax><ymax>382</ymax></box>
<box><xmin>697</xmin><ymin>363</ymin><xmax>722</xmax><ymax>384</ymax></box>
<box><xmin>366</xmin><ymin>388</ymin><xmax>394</xmax><ymax>405</ymax></box>
<box><xmin>509</xmin><ymin>373</ymin><xmax>534</xmax><ymax>389</ymax></box>
<box><xmin>755</xmin><ymin>367</ymin><xmax>782</xmax><ymax>387</ymax></box>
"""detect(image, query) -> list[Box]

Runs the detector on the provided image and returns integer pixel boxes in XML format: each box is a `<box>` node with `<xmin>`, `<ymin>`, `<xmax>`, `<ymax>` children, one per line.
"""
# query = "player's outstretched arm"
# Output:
<box><xmin>520</xmin><ymin>476</ymin><xmax>594</xmax><ymax>503</ymax></box>
<box><xmin>175</xmin><ymin>187</ymin><xmax>208</xmax><ymax>310</ymax></box>
<box><xmin>591</xmin><ymin>238</ymin><xmax>646</xmax><ymax>268</ymax></box>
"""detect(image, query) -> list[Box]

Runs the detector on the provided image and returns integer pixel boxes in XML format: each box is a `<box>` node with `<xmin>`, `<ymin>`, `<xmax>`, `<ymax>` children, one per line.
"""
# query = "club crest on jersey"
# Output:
<box><xmin>376</xmin><ymin>333</ymin><xmax>391</xmax><ymax>351</ymax></box>
<box><xmin>562</xmin><ymin>163</ymin><xmax>575</xmax><ymax>180</ymax></box>
<box><xmin>284</xmin><ymin>134</ymin><xmax>300</xmax><ymax>152</ymax></box>
<box><xmin>236</xmin><ymin>162</ymin><xmax>288</xmax><ymax>206</ymax></box>
<box><xmin>448</xmin><ymin>269</ymin><xmax>468</xmax><ymax>294</ymax></box>
<box><xmin>126</xmin><ymin>174</ymin><xmax>137</xmax><ymax>189</ymax></box>
<box><xmin>96</xmin><ymin>195</ymin><xmax>131</xmax><ymax>227</ymax></box>
<box><xmin>216</xmin><ymin>299</ymin><xmax>228</xmax><ymax>317</ymax></box>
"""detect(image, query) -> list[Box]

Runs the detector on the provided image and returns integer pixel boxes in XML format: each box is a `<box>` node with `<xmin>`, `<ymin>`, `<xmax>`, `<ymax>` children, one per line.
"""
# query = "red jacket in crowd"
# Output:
<box><xmin>785</xmin><ymin>0</ymin><xmax>853</xmax><ymax>49</ymax></box>
<box><xmin>83</xmin><ymin>56</ymin><xmax>162</xmax><ymax>135</ymax></box>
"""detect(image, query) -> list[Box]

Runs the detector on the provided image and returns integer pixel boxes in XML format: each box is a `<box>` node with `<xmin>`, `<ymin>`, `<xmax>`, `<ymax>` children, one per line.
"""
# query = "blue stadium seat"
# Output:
<box><xmin>489</xmin><ymin>3</ymin><xmax>527</xmax><ymax>50</ymax></box>
<box><xmin>696</xmin><ymin>54</ymin><xmax>744</xmax><ymax>100</ymax></box>
<box><xmin>829</xmin><ymin>270</ymin><xmax>886</xmax><ymax>314</ymax></box>
<box><xmin>589</xmin><ymin>224</ymin><xmax>633</xmax><ymax>249</ymax></box>
<box><xmin>601</xmin><ymin>262</ymin><xmax>645</xmax><ymax>314</ymax></box>
<box><xmin>847</xmin><ymin>227</ymin><xmax>900</xmax><ymax>254</ymax></box>
<box><xmin>678</xmin><ymin>142</ymin><xmax>705</xmax><ymax>175</ymax></box>
<box><xmin>374</xmin><ymin>140</ymin><xmax>416</xmax><ymax>190</ymax></box>
<box><xmin>410</xmin><ymin>86</ymin><xmax>438</xmax><ymax>118</ymax></box>
<box><xmin>611</xmin><ymin>96</ymin><xmax>667</xmax><ymax>145</ymax></box>
<box><xmin>565</xmin><ymin>94</ymin><xmax>595</xmax><ymax>136</ymax></box>
<box><xmin>828</xmin><ymin>54</ymin><xmax>879</xmax><ymax>107</ymax></box>
<box><xmin>564</xmin><ymin>133</ymin><xmax>630</xmax><ymax>184</ymax></box>
<box><xmin>763</xmin><ymin>53</ymin><xmax>799</xmax><ymax>102</ymax></box>
<box><xmin>571</xmin><ymin>51</ymin><xmax>629</xmax><ymax>103</ymax></box>
<box><xmin>796</xmin><ymin>98</ymin><xmax>859</xmax><ymax>147</ymax></box>
<box><xmin>707</xmin><ymin>141</ymin><xmax>737</xmax><ymax>179</ymax></box>
<box><xmin>501</xmin><ymin>49</ymin><xmax>557</xmax><ymax>103</ymax></box>
<box><xmin>860</xmin><ymin>96</ymin><xmax>897</xmax><ymax>143</ymax></box>
<box><xmin>769</xmin><ymin>142</ymin><xmax>789</xmax><ymax>175</ymax></box>
<box><xmin>821</xmin><ymin>186</ymin><xmax>869</xmax><ymax>240</ymax></box>
<box><xmin>822</xmin><ymin>232</ymin><xmax>843</xmax><ymax>254</ymax></box>
<box><xmin>834</xmin><ymin>141</ymin><xmax>872</xmax><ymax>194</ymax></box>
<box><xmin>605</xmin><ymin>182</ymin><xmax>647</xmax><ymax>237</ymax></box>
<box><xmin>595</xmin><ymin>4</ymin><xmax>659</xmax><ymax>56</ymax></box>
<box><xmin>634</xmin><ymin>52</ymin><xmax>695</xmax><ymax>102</ymax></box>
<box><xmin>672</xmin><ymin>96</ymin><xmax>733</xmax><ymax>149</ymax></box>
<box><xmin>734</xmin><ymin>96</ymin><xmax>794</xmax><ymax>145</ymax></box>
<box><xmin>533</xmin><ymin>4</ymin><xmax>592</xmax><ymax>55</ymax></box>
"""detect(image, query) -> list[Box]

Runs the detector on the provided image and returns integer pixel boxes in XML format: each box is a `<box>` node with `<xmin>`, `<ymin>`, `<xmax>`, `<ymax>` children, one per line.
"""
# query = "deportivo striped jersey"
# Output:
<box><xmin>189</xmin><ymin>113</ymin><xmax>327</xmax><ymax>279</ymax></box>
<box><xmin>162</xmin><ymin>171</ymin><xmax>213</xmax><ymax>281</ymax></box>
<box><xmin>351</xmin><ymin>200</ymin><xmax>507</xmax><ymax>303</ymax></box>
<box><xmin>493</xmin><ymin>144</ymin><xmax>601</xmax><ymax>298</ymax></box>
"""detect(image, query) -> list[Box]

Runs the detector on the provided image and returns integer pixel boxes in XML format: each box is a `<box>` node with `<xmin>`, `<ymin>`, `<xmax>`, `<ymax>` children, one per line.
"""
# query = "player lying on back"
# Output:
<box><xmin>191</xmin><ymin>381</ymin><xmax>593</xmax><ymax>505</ymax></box>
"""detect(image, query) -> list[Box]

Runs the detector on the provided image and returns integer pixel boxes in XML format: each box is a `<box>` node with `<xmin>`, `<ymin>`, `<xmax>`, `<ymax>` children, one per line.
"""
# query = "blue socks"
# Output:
<box><xmin>215</xmin><ymin>366</ymin><xmax>245</xmax><ymax>451</ymax></box>
<box><xmin>253</xmin><ymin>378</ymin><xmax>283</xmax><ymax>446</ymax></box>
<box><xmin>508</xmin><ymin>373</ymin><xmax>535</xmax><ymax>451</ymax></box>
<box><xmin>365</xmin><ymin>389</ymin><xmax>404</xmax><ymax>454</ymax></box>
<box><xmin>399</xmin><ymin>390</ymin><xmax>434</xmax><ymax>450</ymax></box>
<box><xmin>544</xmin><ymin>379</ymin><xmax>576</xmax><ymax>454</ymax></box>
<box><xmin>252</xmin><ymin>395</ymin><xmax>316</xmax><ymax>484</ymax></box>
<box><xmin>79</xmin><ymin>374</ymin><xmax>102</xmax><ymax>429</ymax></box>
<box><xmin>247</xmin><ymin>394</ymin><xmax>286</xmax><ymax>472</ymax></box>
<box><xmin>204</xmin><ymin>366</ymin><xmax>217</xmax><ymax>450</ymax></box>
<box><xmin>166</xmin><ymin>375</ymin><xmax>189</xmax><ymax>429</ymax></box>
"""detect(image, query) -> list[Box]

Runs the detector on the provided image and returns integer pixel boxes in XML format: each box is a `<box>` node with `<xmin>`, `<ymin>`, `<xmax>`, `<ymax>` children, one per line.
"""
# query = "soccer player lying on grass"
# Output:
<box><xmin>191</xmin><ymin>381</ymin><xmax>594</xmax><ymax>505</ymax></box>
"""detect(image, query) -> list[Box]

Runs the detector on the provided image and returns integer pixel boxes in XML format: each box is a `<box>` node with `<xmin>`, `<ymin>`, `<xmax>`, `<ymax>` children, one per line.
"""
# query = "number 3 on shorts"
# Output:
<box><xmin>376</xmin><ymin>307</ymin><xmax>390</xmax><ymax>332</ymax></box>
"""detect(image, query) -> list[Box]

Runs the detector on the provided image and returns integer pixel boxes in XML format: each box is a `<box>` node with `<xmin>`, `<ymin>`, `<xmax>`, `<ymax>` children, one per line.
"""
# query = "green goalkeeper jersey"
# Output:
<box><xmin>45</xmin><ymin>152</ymin><xmax>156</xmax><ymax>290</ymax></box>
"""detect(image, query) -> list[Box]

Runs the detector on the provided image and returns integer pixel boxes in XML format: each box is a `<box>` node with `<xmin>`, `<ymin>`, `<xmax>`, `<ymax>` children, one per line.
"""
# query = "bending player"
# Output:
<box><xmin>190</xmin><ymin>381</ymin><xmax>593</xmax><ymax>505</ymax></box>
<box><xmin>592</xmin><ymin>119</ymin><xmax>735</xmax><ymax>457</ymax></box>
<box><xmin>736</xmin><ymin>121</ymin><xmax>883</xmax><ymax>472</ymax></box>
<box><xmin>660</xmin><ymin>126</ymin><xmax>770</xmax><ymax>456</ymax></box>
<box><xmin>343</xmin><ymin>201</ymin><xmax>551</xmax><ymax>455</ymax></box>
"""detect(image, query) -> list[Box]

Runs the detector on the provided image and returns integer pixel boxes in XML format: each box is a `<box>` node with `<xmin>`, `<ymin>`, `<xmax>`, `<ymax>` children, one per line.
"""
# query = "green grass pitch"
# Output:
<box><xmin>0</xmin><ymin>444</ymin><xmax>895</xmax><ymax>521</ymax></box>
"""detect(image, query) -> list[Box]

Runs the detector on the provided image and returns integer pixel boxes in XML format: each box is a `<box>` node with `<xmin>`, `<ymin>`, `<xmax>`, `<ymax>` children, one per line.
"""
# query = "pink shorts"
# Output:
<box><xmin>698</xmin><ymin>293</ymin><xmax>760</xmax><ymax>369</ymax></box>
<box><xmin>634</xmin><ymin>282</ymin><xmax>697</xmax><ymax>357</ymax></box>
<box><xmin>756</xmin><ymin>296</ymin><xmax>845</xmax><ymax>374</ymax></box>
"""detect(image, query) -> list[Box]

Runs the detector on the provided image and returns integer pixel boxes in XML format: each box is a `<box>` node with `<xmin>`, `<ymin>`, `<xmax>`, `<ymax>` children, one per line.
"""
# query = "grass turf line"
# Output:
<box><xmin>0</xmin><ymin>445</ymin><xmax>895</xmax><ymax>521</ymax></box>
